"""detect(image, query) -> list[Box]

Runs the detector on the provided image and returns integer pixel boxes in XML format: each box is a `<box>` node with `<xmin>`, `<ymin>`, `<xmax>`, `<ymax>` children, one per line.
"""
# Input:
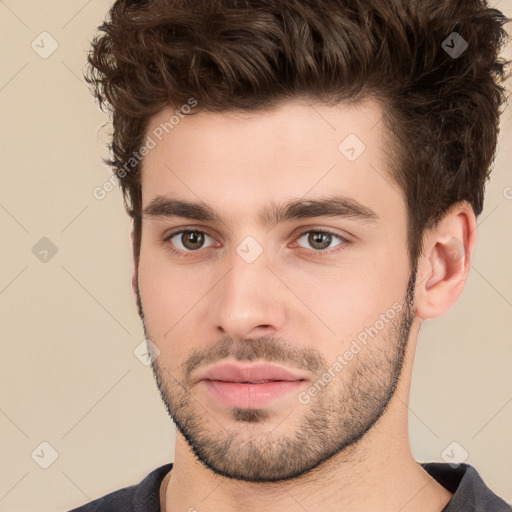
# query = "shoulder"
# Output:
<box><xmin>67</xmin><ymin>486</ymin><xmax>135</xmax><ymax>512</ymax></box>
<box><xmin>64</xmin><ymin>463</ymin><xmax>173</xmax><ymax>512</ymax></box>
<box><xmin>421</xmin><ymin>462</ymin><xmax>511</xmax><ymax>511</ymax></box>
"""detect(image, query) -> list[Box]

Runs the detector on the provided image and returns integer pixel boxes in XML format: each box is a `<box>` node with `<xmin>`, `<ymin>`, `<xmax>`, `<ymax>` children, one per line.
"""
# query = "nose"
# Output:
<box><xmin>211</xmin><ymin>243</ymin><xmax>288</xmax><ymax>340</ymax></box>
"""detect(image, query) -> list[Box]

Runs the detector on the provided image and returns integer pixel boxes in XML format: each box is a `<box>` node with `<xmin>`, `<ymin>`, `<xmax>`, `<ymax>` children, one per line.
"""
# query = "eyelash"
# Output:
<box><xmin>161</xmin><ymin>228</ymin><xmax>352</xmax><ymax>259</ymax></box>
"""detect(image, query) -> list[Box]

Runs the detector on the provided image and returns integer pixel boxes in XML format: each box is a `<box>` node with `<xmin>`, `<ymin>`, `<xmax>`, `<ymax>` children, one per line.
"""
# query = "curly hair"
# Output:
<box><xmin>84</xmin><ymin>0</ymin><xmax>510</xmax><ymax>270</ymax></box>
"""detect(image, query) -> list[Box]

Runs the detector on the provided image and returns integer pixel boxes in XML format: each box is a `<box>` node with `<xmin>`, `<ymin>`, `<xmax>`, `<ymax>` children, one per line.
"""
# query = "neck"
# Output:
<box><xmin>162</xmin><ymin>397</ymin><xmax>453</xmax><ymax>512</ymax></box>
<box><xmin>162</xmin><ymin>325</ymin><xmax>452</xmax><ymax>512</ymax></box>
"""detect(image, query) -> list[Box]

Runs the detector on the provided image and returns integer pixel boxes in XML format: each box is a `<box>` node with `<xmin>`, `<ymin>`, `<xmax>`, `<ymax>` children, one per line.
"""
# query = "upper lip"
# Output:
<box><xmin>196</xmin><ymin>362</ymin><xmax>308</xmax><ymax>383</ymax></box>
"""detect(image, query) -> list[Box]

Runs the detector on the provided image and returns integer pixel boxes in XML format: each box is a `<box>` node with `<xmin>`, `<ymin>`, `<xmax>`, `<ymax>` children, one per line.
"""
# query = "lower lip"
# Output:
<box><xmin>201</xmin><ymin>380</ymin><xmax>306</xmax><ymax>408</ymax></box>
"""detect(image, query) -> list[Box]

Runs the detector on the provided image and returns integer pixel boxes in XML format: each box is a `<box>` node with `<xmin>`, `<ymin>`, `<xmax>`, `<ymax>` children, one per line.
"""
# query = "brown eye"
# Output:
<box><xmin>166</xmin><ymin>229</ymin><xmax>215</xmax><ymax>254</ymax></box>
<box><xmin>309</xmin><ymin>232</ymin><xmax>332</xmax><ymax>250</ymax></box>
<box><xmin>180</xmin><ymin>230</ymin><xmax>205</xmax><ymax>250</ymax></box>
<box><xmin>296</xmin><ymin>230</ymin><xmax>343</xmax><ymax>252</ymax></box>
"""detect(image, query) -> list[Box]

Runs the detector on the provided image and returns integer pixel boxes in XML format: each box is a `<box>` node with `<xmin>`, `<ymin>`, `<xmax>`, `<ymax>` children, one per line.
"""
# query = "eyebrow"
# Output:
<box><xmin>142</xmin><ymin>194</ymin><xmax>379</xmax><ymax>227</ymax></box>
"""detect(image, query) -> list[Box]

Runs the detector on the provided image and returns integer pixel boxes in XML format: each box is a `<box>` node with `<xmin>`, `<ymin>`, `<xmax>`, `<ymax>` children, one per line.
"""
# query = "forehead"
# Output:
<box><xmin>139</xmin><ymin>98</ymin><xmax>404</xmax><ymax>227</ymax></box>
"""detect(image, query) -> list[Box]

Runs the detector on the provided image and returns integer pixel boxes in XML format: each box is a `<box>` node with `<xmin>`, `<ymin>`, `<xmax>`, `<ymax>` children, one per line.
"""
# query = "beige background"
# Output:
<box><xmin>0</xmin><ymin>1</ymin><xmax>511</xmax><ymax>511</ymax></box>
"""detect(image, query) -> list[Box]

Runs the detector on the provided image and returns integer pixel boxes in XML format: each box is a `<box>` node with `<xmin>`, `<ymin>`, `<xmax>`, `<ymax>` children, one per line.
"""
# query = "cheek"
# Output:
<box><xmin>292</xmin><ymin>273</ymin><xmax>382</xmax><ymax>345</ymax></box>
<box><xmin>288</xmin><ymin>248</ymin><xmax>408</xmax><ymax>351</ymax></box>
<box><xmin>137</xmin><ymin>245</ymin><xmax>212</xmax><ymax>336</ymax></box>
<box><xmin>137</xmin><ymin>264</ymin><xmax>192</xmax><ymax>366</ymax></box>
<box><xmin>138</xmin><ymin>246</ymin><xmax>177</xmax><ymax>329</ymax></box>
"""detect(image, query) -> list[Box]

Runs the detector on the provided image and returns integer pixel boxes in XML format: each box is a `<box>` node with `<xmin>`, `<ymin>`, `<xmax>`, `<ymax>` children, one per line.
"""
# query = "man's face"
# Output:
<box><xmin>136</xmin><ymin>98</ymin><xmax>417</xmax><ymax>482</ymax></box>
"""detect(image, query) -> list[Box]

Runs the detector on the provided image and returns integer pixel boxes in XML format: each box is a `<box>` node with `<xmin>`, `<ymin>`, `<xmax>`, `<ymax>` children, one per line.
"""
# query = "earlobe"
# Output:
<box><xmin>414</xmin><ymin>202</ymin><xmax>477</xmax><ymax>320</ymax></box>
<box><xmin>130</xmin><ymin>229</ymin><xmax>139</xmax><ymax>297</ymax></box>
<box><xmin>130</xmin><ymin>228</ymin><xmax>145</xmax><ymax>319</ymax></box>
<box><xmin>132</xmin><ymin>270</ymin><xmax>139</xmax><ymax>297</ymax></box>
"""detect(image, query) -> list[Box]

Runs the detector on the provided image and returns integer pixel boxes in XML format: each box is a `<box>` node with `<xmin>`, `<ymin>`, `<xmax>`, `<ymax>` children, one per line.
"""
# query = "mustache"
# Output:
<box><xmin>182</xmin><ymin>336</ymin><xmax>327</xmax><ymax>379</ymax></box>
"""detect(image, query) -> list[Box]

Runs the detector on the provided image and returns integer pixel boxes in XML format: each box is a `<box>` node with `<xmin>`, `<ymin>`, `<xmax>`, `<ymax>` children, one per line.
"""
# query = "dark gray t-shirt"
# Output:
<box><xmin>67</xmin><ymin>462</ymin><xmax>511</xmax><ymax>511</ymax></box>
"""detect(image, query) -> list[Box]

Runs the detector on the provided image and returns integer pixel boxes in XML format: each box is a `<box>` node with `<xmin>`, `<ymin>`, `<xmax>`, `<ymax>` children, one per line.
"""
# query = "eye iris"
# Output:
<box><xmin>309</xmin><ymin>232</ymin><xmax>331</xmax><ymax>250</ymax></box>
<box><xmin>176</xmin><ymin>231</ymin><xmax>335</xmax><ymax>252</ymax></box>
<box><xmin>182</xmin><ymin>231</ymin><xmax>204</xmax><ymax>250</ymax></box>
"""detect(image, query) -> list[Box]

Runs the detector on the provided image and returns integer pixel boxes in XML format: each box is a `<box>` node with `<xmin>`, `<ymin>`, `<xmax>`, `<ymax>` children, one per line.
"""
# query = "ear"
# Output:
<box><xmin>414</xmin><ymin>201</ymin><xmax>477</xmax><ymax>320</ymax></box>
<box><xmin>131</xmin><ymin>229</ymin><xmax>142</xmax><ymax>316</ymax></box>
<box><xmin>131</xmin><ymin>228</ymin><xmax>139</xmax><ymax>298</ymax></box>
<box><xmin>131</xmin><ymin>228</ymin><xmax>145</xmax><ymax>319</ymax></box>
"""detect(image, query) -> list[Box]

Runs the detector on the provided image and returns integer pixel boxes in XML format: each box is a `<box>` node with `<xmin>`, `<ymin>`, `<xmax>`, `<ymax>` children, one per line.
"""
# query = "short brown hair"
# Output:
<box><xmin>84</xmin><ymin>0</ymin><xmax>510</xmax><ymax>270</ymax></box>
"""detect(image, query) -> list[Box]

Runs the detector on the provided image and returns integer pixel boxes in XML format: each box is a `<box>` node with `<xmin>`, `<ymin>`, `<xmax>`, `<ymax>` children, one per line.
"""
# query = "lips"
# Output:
<box><xmin>195</xmin><ymin>362</ymin><xmax>309</xmax><ymax>409</ymax></box>
<box><xmin>202</xmin><ymin>379</ymin><xmax>306</xmax><ymax>408</ymax></box>
<box><xmin>196</xmin><ymin>362</ymin><xmax>307</xmax><ymax>384</ymax></box>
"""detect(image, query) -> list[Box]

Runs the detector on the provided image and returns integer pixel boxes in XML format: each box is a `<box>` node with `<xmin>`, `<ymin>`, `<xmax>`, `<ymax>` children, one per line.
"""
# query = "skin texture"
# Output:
<box><xmin>133</xmin><ymin>98</ymin><xmax>476</xmax><ymax>512</ymax></box>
